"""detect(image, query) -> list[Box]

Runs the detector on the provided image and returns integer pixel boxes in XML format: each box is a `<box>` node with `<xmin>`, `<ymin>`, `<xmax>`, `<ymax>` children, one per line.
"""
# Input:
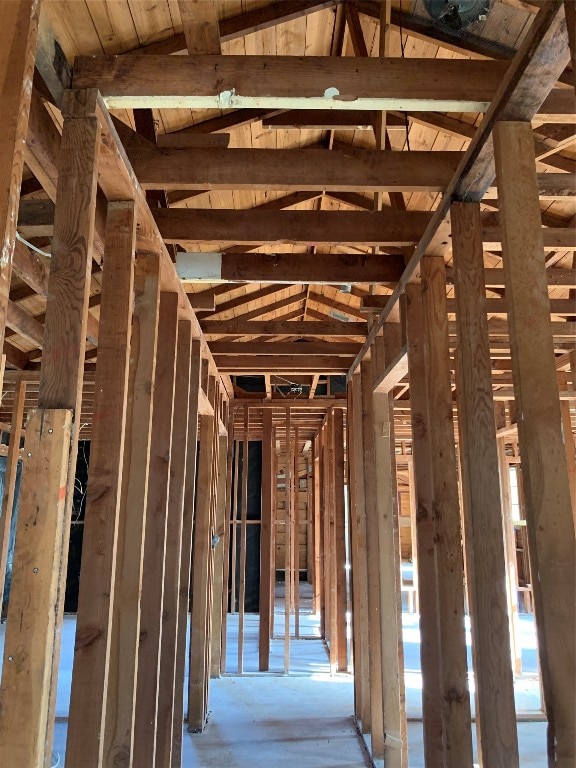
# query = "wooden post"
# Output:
<box><xmin>348</xmin><ymin>374</ymin><xmax>371</xmax><ymax>733</ymax></box>
<box><xmin>188</xmin><ymin>408</ymin><xmax>217</xmax><ymax>732</ymax></box>
<box><xmin>211</xmin><ymin>433</ymin><xmax>229</xmax><ymax>678</ymax></box>
<box><xmin>133</xmin><ymin>292</ymin><xmax>179</xmax><ymax>766</ymax></box>
<box><xmin>155</xmin><ymin>318</ymin><xmax>193</xmax><ymax>768</ymax></box>
<box><xmin>420</xmin><ymin>255</ymin><xmax>473</xmax><ymax>768</ymax></box>
<box><xmin>171</xmin><ymin>338</ymin><xmax>202</xmax><ymax>766</ymax></box>
<box><xmin>332</xmin><ymin>408</ymin><xmax>348</xmax><ymax>672</ymax></box>
<box><xmin>0</xmin><ymin>379</ymin><xmax>26</xmax><ymax>603</ymax></box>
<box><xmin>284</xmin><ymin>406</ymin><xmax>292</xmax><ymax>672</ymax></box>
<box><xmin>104</xmin><ymin>252</ymin><xmax>161</xmax><ymax>766</ymax></box>
<box><xmin>405</xmin><ymin>284</ymin><xmax>444</xmax><ymax>768</ymax></box>
<box><xmin>496</xmin><ymin>433</ymin><xmax>522</xmax><ymax>677</ymax></box>
<box><xmin>270</xmin><ymin>428</ymin><xmax>277</xmax><ymax>640</ymax></box>
<box><xmin>372</xmin><ymin>387</ymin><xmax>406</xmax><ymax>767</ymax></box>
<box><xmin>494</xmin><ymin>120</ymin><xmax>575</xmax><ymax>766</ymax></box>
<box><xmin>259</xmin><ymin>408</ymin><xmax>274</xmax><ymax>671</ymax></box>
<box><xmin>230</xmin><ymin>440</ymin><xmax>239</xmax><ymax>615</ymax></box>
<box><xmin>294</xmin><ymin>426</ymin><xmax>300</xmax><ymax>639</ymax></box>
<box><xmin>452</xmin><ymin>200</ymin><xmax>519</xmax><ymax>767</ymax></box>
<box><xmin>66</xmin><ymin>201</ymin><xmax>136</xmax><ymax>768</ymax></box>
<box><xmin>220</xmin><ymin>414</ymin><xmax>234</xmax><ymax>675</ymax></box>
<box><xmin>0</xmin><ymin>87</ymin><xmax>100</xmax><ymax>766</ymax></box>
<box><xmin>0</xmin><ymin>409</ymin><xmax>72</xmax><ymax>768</ymax></box>
<box><xmin>0</xmin><ymin>0</ymin><xmax>39</xmax><ymax>352</ymax></box>
<box><xmin>360</xmin><ymin>358</ymin><xmax>385</xmax><ymax>759</ymax></box>
<box><xmin>312</xmin><ymin>436</ymin><xmax>321</xmax><ymax>617</ymax></box>
<box><xmin>324</xmin><ymin>417</ymin><xmax>337</xmax><ymax>672</ymax></box>
<box><xmin>406</xmin><ymin>458</ymin><xmax>419</xmax><ymax>615</ymax></box>
<box><xmin>237</xmin><ymin>405</ymin><xmax>249</xmax><ymax>673</ymax></box>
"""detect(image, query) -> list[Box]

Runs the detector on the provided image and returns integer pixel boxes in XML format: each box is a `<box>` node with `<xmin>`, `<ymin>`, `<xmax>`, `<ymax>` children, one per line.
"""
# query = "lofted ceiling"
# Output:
<box><xmin>6</xmin><ymin>0</ymin><xmax>576</xmax><ymax>414</ymax></box>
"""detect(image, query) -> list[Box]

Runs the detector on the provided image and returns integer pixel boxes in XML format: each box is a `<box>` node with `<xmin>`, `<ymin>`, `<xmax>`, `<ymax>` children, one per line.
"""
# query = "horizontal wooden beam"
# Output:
<box><xmin>130</xmin><ymin>147</ymin><xmax>459</xmax><ymax>192</ymax></box>
<box><xmin>176</xmin><ymin>251</ymin><xmax>405</xmax><ymax>283</ymax></box>
<box><xmin>362</xmin><ymin>296</ymin><xmax>576</xmax><ymax>315</ymax></box>
<box><xmin>156</xmin><ymin>209</ymin><xmax>432</xmax><ymax>245</ymax></box>
<box><xmin>200</xmin><ymin>320</ymin><xmax>367</xmax><ymax>336</ymax></box>
<box><xmin>73</xmin><ymin>56</ymin><xmax>508</xmax><ymax>111</ymax></box>
<box><xmin>455</xmin><ymin>267</ymin><xmax>576</xmax><ymax>288</ymax></box>
<box><xmin>214</xmin><ymin>354</ymin><xmax>353</xmax><ymax>372</ymax></box>
<box><xmin>209</xmin><ymin>341</ymin><xmax>360</xmax><ymax>355</ymax></box>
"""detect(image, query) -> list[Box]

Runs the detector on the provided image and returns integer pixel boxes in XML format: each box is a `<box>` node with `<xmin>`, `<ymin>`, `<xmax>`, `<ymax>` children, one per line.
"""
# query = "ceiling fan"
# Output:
<box><xmin>423</xmin><ymin>0</ymin><xmax>492</xmax><ymax>30</ymax></box>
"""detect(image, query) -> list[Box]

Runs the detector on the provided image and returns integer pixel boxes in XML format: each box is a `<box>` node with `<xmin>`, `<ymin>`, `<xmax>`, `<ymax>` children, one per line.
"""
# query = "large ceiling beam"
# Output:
<box><xmin>214</xmin><ymin>354</ymin><xmax>353</xmax><ymax>373</ymax></box>
<box><xmin>176</xmin><ymin>251</ymin><xmax>405</xmax><ymax>284</ymax></box>
<box><xmin>128</xmin><ymin>148</ymin><xmax>459</xmax><ymax>192</ymax></box>
<box><xmin>72</xmin><ymin>56</ymin><xmax>508</xmax><ymax>112</ymax></box>
<box><xmin>154</xmin><ymin>209</ymin><xmax>434</xmax><ymax>245</ymax></box>
<box><xmin>200</xmin><ymin>320</ymin><xmax>367</xmax><ymax>337</ymax></box>
<box><xmin>210</xmin><ymin>341</ymin><xmax>360</xmax><ymax>355</ymax></box>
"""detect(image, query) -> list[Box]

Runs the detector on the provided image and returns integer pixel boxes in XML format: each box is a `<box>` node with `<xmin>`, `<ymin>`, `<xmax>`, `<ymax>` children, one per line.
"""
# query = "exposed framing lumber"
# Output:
<box><xmin>0</xmin><ymin>379</ymin><xmax>26</xmax><ymax>605</ymax></box>
<box><xmin>201</xmin><ymin>320</ymin><xmax>367</xmax><ymax>337</ymax></box>
<box><xmin>177</xmin><ymin>251</ymin><xmax>405</xmax><ymax>284</ymax></box>
<box><xmin>178</xmin><ymin>0</ymin><xmax>221</xmax><ymax>55</ymax></box>
<box><xmin>237</xmin><ymin>405</ymin><xmax>249</xmax><ymax>674</ymax></box>
<box><xmin>0</xmin><ymin>409</ymin><xmax>72</xmax><ymax>767</ymax></box>
<box><xmin>347</xmin><ymin>1</ymin><xmax>571</xmax><ymax>377</ymax></box>
<box><xmin>132</xmin><ymin>147</ymin><xmax>458</xmax><ymax>193</ymax></box>
<box><xmin>210</xmin><ymin>432</ymin><xmax>229</xmax><ymax>678</ymax></box>
<box><xmin>421</xmin><ymin>256</ymin><xmax>473</xmax><ymax>767</ymax></box>
<box><xmin>0</xmin><ymin>0</ymin><xmax>40</xmax><ymax>358</ymax></box>
<box><xmin>171</xmin><ymin>338</ymin><xmax>202</xmax><ymax>765</ymax></box>
<box><xmin>493</xmin><ymin>120</ymin><xmax>575</xmax><ymax>765</ymax></box>
<box><xmin>133</xmin><ymin>292</ymin><xmax>179</xmax><ymax>766</ymax></box>
<box><xmin>188</xmin><ymin>408</ymin><xmax>217</xmax><ymax>732</ymax></box>
<box><xmin>259</xmin><ymin>408</ymin><xmax>274</xmax><ymax>671</ymax></box>
<box><xmin>332</xmin><ymin>408</ymin><xmax>348</xmax><ymax>672</ymax></box>
<box><xmin>66</xmin><ymin>201</ymin><xmax>136</xmax><ymax>768</ymax></box>
<box><xmin>451</xmin><ymin>201</ymin><xmax>518</xmax><ymax>768</ymax></box>
<box><xmin>104</xmin><ymin>253</ymin><xmax>161</xmax><ymax>765</ymax></box>
<box><xmin>73</xmin><ymin>56</ymin><xmax>507</xmax><ymax>112</ymax></box>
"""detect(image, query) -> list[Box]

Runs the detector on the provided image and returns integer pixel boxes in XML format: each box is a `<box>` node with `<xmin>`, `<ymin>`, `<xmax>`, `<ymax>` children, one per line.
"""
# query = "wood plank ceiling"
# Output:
<box><xmin>6</xmin><ymin>0</ymin><xmax>576</xmax><ymax>410</ymax></box>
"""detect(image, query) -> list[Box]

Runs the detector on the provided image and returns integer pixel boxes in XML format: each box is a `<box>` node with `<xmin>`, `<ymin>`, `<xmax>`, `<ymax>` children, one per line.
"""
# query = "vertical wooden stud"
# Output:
<box><xmin>452</xmin><ymin>200</ymin><xmax>519</xmax><ymax>767</ymax></box>
<box><xmin>155</xmin><ymin>318</ymin><xmax>193</xmax><ymax>768</ymax></box>
<box><xmin>171</xmin><ymin>338</ymin><xmax>202</xmax><ymax>766</ymax></box>
<box><xmin>333</xmin><ymin>408</ymin><xmax>348</xmax><ymax>672</ymax></box>
<box><xmin>360</xmin><ymin>358</ymin><xmax>385</xmax><ymax>759</ymax></box>
<box><xmin>494</xmin><ymin>120</ymin><xmax>575</xmax><ymax>765</ymax></box>
<box><xmin>67</xmin><ymin>201</ymin><xmax>136</xmax><ymax>768</ymax></box>
<box><xmin>211</xmin><ymin>433</ymin><xmax>229</xmax><ymax>678</ymax></box>
<box><xmin>104</xmin><ymin>252</ymin><xmax>161</xmax><ymax>766</ymax></box>
<box><xmin>259</xmin><ymin>409</ymin><xmax>274</xmax><ymax>670</ymax></box>
<box><xmin>237</xmin><ymin>405</ymin><xmax>249</xmax><ymax>673</ymax></box>
<box><xmin>284</xmin><ymin>406</ymin><xmax>292</xmax><ymax>672</ymax></box>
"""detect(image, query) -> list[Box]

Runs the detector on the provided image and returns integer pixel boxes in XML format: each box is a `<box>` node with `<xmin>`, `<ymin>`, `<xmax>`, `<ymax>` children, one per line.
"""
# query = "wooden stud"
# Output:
<box><xmin>133</xmin><ymin>292</ymin><xmax>179</xmax><ymax>766</ymax></box>
<box><xmin>0</xmin><ymin>0</ymin><xmax>39</xmax><ymax>354</ymax></box>
<box><xmin>558</xmin><ymin>371</ymin><xmax>576</xmax><ymax>516</ymax></box>
<box><xmin>420</xmin><ymin>256</ymin><xmax>473</xmax><ymax>768</ymax></box>
<box><xmin>104</xmin><ymin>252</ymin><xmax>161</xmax><ymax>766</ymax></box>
<box><xmin>211</xmin><ymin>434</ymin><xmax>229</xmax><ymax>677</ymax></box>
<box><xmin>188</xmin><ymin>408</ymin><xmax>217</xmax><ymax>732</ymax></box>
<box><xmin>0</xmin><ymin>379</ymin><xmax>26</xmax><ymax>604</ymax></box>
<box><xmin>372</xmin><ymin>387</ymin><xmax>406</xmax><ymax>767</ymax></box>
<box><xmin>171</xmin><ymin>338</ymin><xmax>202</xmax><ymax>766</ymax></box>
<box><xmin>0</xmin><ymin>409</ymin><xmax>72</xmax><ymax>767</ymax></box>
<box><xmin>220</xmin><ymin>415</ymin><xmax>234</xmax><ymax>676</ymax></box>
<box><xmin>284</xmin><ymin>406</ymin><xmax>292</xmax><ymax>672</ymax></box>
<box><xmin>494</xmin><ymin>120</ymin><xmax>575</xmax><ymax>766</ymax></box>
<box><xmin>332</xmin><ymin>408</ymin><xmax>348</xmax><ymax>672</ymax></box>
<box><xmin>237</xmin><ymin>405</ymin><xmax>249</xmax><ymax>674</ymax></box>
<box><xmin>229</xmin><ymin>439</ymin><xmax>240</xmax><ymax>617</ymax></box>
<box><xmin>452</xmin><ymin>201</ymin><xmax>519</xmax><ymax>768</ymax></box>
<box><xmin>348</xmin><ymin>374</ymin><xmax>371</xmax><ymax>733</ymax></box>
<box><xmin>259</xmin><ymin>409</ymin><xmax>274</xmax><ymax>670</ymax></box>
<box><xmin>360</xmin><ymin>358</ymin><xmax>385</xmax><ymax>759</ymax></box>
<box><xmin>66</xmin><ymin>201</ymin><xmax>136</xmax><ymax>768</ymax></box>
<box><xmin>294</xmin><ymin>426</ymin><xmax>300</xmax><ymax>639</ymax></box>
<box><xmin>155</xmin><ymin>318</ymin><xmax>193</xmax><ymax>768</ymax></box>
<box><xmin>405</xmin><ymin>284</ymin><xmax>448</xmax><ymax>768</ymax></box>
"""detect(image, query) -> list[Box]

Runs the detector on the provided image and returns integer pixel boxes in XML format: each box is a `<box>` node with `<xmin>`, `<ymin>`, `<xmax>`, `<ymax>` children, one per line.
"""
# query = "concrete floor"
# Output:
<box><xmin>1</xmin><ymin>580</ymin><xmax>548</xmax><ymax>767</ymax></box>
